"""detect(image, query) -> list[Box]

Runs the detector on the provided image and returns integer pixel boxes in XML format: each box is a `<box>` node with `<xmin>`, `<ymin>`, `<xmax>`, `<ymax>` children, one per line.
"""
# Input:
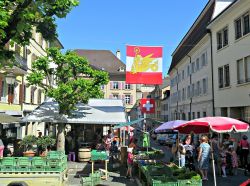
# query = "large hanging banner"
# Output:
<box><xmin>126</xmin><ymin>45</ymin><xmax>163</xmax><ymax>84</ymax></box>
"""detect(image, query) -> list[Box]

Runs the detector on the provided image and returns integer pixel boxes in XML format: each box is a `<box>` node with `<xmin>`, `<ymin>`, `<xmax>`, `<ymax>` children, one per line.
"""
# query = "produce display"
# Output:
<box><xmin>91</xmin><ymin>150</ymin><xmax>108</xmax><ymax>161</ymax></box>
<box><xmin>138</xmin><ymin>161</ymin><xmax>202</xmax><ymax>186</ymax></box>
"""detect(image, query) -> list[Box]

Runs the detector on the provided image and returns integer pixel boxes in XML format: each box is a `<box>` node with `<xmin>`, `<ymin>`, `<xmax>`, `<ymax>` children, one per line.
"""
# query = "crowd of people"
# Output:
<box><xmin>176</xmin><ymin>133</ymin><xmax>249</xmax><ymax>180</ymax></box>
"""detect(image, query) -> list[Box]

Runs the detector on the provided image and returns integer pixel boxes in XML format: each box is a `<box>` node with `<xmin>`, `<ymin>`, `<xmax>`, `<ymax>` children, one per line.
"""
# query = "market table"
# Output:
<box><xmin>90</xmin><ymin>150</ymin><xmax>109</xmax><ymax>180</ymax></box>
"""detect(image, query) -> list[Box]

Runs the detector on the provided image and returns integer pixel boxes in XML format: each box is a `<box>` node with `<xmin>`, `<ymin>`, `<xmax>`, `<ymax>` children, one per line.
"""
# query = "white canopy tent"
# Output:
<box><xmin>22</xmin><ymin>98</ymin><xmax>127</xmax><ymax>124</ymax></box>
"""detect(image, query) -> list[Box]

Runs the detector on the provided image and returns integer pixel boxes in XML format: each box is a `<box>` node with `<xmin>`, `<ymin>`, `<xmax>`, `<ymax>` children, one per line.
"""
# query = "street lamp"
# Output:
<box><xmin>5</xmin><ymin>72</ymin><xmax>16</xmax><ymax>85</ymax></box>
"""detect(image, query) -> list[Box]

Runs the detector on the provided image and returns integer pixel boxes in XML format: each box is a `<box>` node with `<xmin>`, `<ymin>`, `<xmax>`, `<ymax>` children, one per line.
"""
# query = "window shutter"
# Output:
<box><xmin>130</xmin><ymin>95</ymin><xmax>133</xmax><ymax>105</ymax></box>
<box><xmin>19</xmin><ymin>84</ymin><xmax>23</xmax><ymax>104</ymax></box>
<box><xmin>122</xmin><ymin>82</ymin><xmax>125</xmax><ymax>89</ymax></box>
<box><xmin>118</xmin><ymin>82</ymin><xmax>122</xmax><ymax>89</ymax></box>
<box><xmin>130</xmin><ymin>84</ymin><xmax>133</xmax><ymax>90</ymax></box>
<box><xmin>122</xmin><ymin>95</ymin><xmax>125</xmax><ymax>101</ymax></box>
<box><xmin>0</xmin><ymin>78</ymin><xmax>2</xmax><ymax>101</ymax></box>
<box><xmin>118</xmin><ymin>95</ymin><xmax>121</xmax><ymax>99</ymax></box>
<box><xmin>110</xmin><ymin>82</ymin><xmax>113</xmax><ymax>90</ymax></box>
<box><xmin>109</xmin><ymin>95</ymin><xmax>113</xmax><ymax>99</ymax></box>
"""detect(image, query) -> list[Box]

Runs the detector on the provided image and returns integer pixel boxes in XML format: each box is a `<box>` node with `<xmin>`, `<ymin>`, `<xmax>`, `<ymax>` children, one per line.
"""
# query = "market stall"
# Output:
<box><xmin>174</xmin><ymin>116</ymin><xmax>249</xmax><ymax>186</ymax></box>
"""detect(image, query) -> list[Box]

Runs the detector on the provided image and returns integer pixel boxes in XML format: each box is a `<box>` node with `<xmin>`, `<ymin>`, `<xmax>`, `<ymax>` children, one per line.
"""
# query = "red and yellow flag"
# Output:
<box><xmin>126</xmin><ymin>45</ymin><xmax>163</xmax><ymax>84</ymax></box>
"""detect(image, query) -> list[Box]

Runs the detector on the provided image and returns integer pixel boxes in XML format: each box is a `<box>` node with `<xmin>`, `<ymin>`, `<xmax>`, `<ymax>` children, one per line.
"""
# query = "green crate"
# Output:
<box><xmin>32</xmin><ymin>157</ymin><xmax>46</xmax><ymax>167</ymax></box>
<box><xmin>17</xmin><ymin>157</ymin><xmax>31</xmax><ymax>166</ymax></box>
<box><xmin>91</xmin><ymin>150</ymin><xmax>108</xmax><ymax>161</ymax></box>
<box><xmin>31</xmin><ymin>166</ymin><xmax>45</xmax><ymax>171</ymax></box>
<box><xmin>178</xmin><ymin>179</ymin><xmax>202</xmax><ymax>186</ymax></box>
<box><xmin>0</xmin><ymin>166</ymin><xmax>14</xmax><ymax>172</ymax></box>
<box><xmin>45</xmin><ymin>166</ymin><xmax>63</xmax><ymax>172</ymax></box>
<box><xmin>1</xmin><ymin>157</ymin><xmax>16</xmax><ymax>166</ymax></box>
<box><xmin>15</xmin><ymin>166</ymin><xmax>30</xmax><ymax>172</ymax></box>
<box><xmin>47</xmin><ymin>151</ymin><xmax>65</xmax><ymax>159</ymax></box>
<box><xmin>47</xmin><ymin>159</ymin><xmax>63</xmax><ymax>166</ymax></box>
<box><xmin>81</xmin><ymin>177</ymin><xmax>99</xmax><ymax>186</ymax></box>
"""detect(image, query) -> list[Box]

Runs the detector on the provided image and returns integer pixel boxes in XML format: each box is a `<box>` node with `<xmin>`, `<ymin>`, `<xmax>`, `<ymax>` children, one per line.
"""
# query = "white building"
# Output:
<box><xmin>208</xmin><ymin>0</ymin><xmax>250</xmax><ymax>124</ymax></box>
<box><xmin>168</xmin><ymin>0</ymin><xmax>215</xmax><ymax>120</ymax></box>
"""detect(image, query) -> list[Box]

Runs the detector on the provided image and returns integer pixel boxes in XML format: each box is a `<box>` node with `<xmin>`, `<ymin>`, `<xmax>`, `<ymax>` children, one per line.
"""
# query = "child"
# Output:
<box><xmin>126</xmin><ymin>148</ymin><xmax>134</xmax><ymax>179</ymax></box>
<box><xmin>220</xmin><ymin>147</ymin><xmax>227</xmax><ymax>177</ymax></box>
<box><xmin>228</xmin><ymin>145</ymin><xmax>238</xmax><ymax>175</ymax></box>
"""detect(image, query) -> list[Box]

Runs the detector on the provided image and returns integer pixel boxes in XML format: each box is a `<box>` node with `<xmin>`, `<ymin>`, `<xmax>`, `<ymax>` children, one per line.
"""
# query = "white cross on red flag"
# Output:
<box><xmin>140</xmin><ymin>98</ymin><xmax>155</xmax><ymax>114</ymax></box>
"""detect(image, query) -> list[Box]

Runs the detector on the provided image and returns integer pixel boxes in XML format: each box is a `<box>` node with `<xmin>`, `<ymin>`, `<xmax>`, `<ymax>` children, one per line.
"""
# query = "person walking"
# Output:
<box><xmin>126</xmin><ymin>148</ymin><xmax>134</xmax><ymax>179</ymax></box>
<box><xmin>0</xmin><ymin>138</ymin><xmax>4</xmax><ymax>159</ymax></box>
<box><xmin>211</xmin><ymin>134</ymin><xmax>220</xmax><ymax>175</ymax></box>
<box><xmin>239</xmin><ymin>135</ymin><xmax>249</xmax><ymax>168</ymax></box>
<box><xmin>197</xmin><ymin>135</ymin><xmax>211</xmax><ymax>181</ymax></box>
<box><xmin>228</xmin><ymin>145</ymin><xmax>238</xmax><ymax>175</ymax></box>
<box><xmin>178</xmin><ymin>139</ymin><xmax>186</xmax><ymax>168</ymax></box>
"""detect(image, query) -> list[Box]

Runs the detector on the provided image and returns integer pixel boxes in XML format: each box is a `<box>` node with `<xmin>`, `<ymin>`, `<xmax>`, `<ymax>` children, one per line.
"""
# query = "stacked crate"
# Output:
<box><xmin>81</xmin><ymin>171</ymin><xmax>101</xmax><ymax>186</ymax></box>
<box><xmin>16</xmin><ymin>157</ymin><xmax>31</xmax><ymax>171</ymax></box>
<box><xmin>31</xmin><ymin>157</ymin><xmax>46</xmax><ymax>171</ymax></box>
<box><xmin>46</xmin><ymin>151</ymin><xmax>66</xmax><ymax>172</ymax></box>
<box><xmin>0</xmin><ymin>157</ymin><xmax>16</xmax><ymax>171</ymax></box>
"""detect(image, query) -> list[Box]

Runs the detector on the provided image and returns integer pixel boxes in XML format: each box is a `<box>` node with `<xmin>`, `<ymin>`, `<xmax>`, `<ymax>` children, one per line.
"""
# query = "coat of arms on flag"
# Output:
<box><xmin>126</xmin><ymin>45</ymin><xmax>163</xmax><ymax>85</ymax></box>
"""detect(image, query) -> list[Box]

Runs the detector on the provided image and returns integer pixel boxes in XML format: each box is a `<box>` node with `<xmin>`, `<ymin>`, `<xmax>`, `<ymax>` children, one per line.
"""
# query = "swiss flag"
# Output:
<box><xmin>140</xmin><ymin>98</ymin><xmax>155</xmax><ymax>114</ymax></box>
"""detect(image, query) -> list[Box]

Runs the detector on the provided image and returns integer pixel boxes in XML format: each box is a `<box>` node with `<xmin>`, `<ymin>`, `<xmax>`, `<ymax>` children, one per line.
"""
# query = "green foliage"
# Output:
<box><xmin>0</xmin><ymin>0</ymin><xmax>79</xmax><ymax>62</ymax></box>
<box><xmin>20</xmin><ymin>135</ymin><xmax>37</xmax><ymax>151</ymax></box>
<box><xmin>27</xmin><ymin>47</ymin><xmax>109</xmax><ymax>115</ymax></box>
<box><xmin>37</xmin><ymin>136</ymin><xmax>56</xmax><ymax>150</ymax></box>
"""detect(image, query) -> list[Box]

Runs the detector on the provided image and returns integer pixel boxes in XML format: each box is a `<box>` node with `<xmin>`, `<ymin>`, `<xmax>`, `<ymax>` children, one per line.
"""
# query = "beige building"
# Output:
<box><xmin>208</xmin><ymin>0</ymin><xmax>250</xmax><ymax>128</ymax></box>
<box><xmin>169</xmin><ymin>1</ymin><xmax>215</xmax><ymax>121</ymax></box>
<box><xmin>160</xmin><ymin>77</ymin><xmax>170</xmax><ymax>122</ymax></box>
<box><xmin>0</xmin><ymin>28</ymin><xmax>63</xmax><ymax>138</ymax></box>
<box><xmin>75</xmin><ymin>50</ymin><xmax>137</xmax><ymax>115</ymax></box>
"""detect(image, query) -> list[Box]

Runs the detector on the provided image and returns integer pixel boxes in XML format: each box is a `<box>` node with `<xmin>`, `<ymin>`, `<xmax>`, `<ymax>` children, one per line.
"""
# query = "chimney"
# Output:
<box><xmin>116</xmin><ymin>49</ymin><xmax>121</xmax><ymax>60</ymax></box>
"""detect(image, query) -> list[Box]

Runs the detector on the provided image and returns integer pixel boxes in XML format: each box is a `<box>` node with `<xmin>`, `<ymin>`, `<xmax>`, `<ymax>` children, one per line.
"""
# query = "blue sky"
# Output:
<box><xmin>56</xmin><ymin>0</ymin><xmax>209</xmax><ymax>76</ymax></box>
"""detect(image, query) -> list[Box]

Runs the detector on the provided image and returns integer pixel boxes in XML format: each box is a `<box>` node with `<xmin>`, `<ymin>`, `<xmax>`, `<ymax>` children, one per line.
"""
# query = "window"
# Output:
<box><xmin>197</xmin><ymin>81</ymin><xmax>201</xmax><ymax>96</ymax></box>
<box><xmin>178</xmin><ymin>74</ymin><xmax>181</xmax><ymax>83</ymax></box>
<box><xmin>203</xmin><ymin>112</ymin><xmax>207</xmax><ymax>117</ymax></box>
<box><xmin>218</xmin><ymin>67</ymin><xmax>224</xmax><ymax>88</ymax></box>
<box><xmin>178</xmin><ymin>90</ymin><xmax>181</xmax><ymax>102</ymax></box>
<box><xmin>182</xmin><ymin>88</ymin><xmax>185</xmax><ymax>101</ymax></box>
<box><xmin>0</xmin><ymin>80</ymin><xmax>5</xmax><ymax>98</ymax></box>
<box><xmin>37</xmin><ymin>90</ymin><xmax>42</xmax><ymax>104</ymax></box>
<box><xmin>243</xmin><ymin>14</ymin><xmax>250</xmax><ymax>35</ymax></box>
<box><xmin>224</xmin><ymin>65</ymin><xmax>230</xmax><ymax>87</ymax></box>
<box><xmin>223</xmin><ymin>27</ymin><xmax>228</xmax><ymax>46</ymax></box>
<box><xmin>235</xmin><ymin>18</ymin><xmax>242</xmax><ymax>39</ymax></box>
<box><xmin>23</xmin><ymin>84</ymin><xmax>26</xmax><ymax>102</ymax></box>
<box><xmin>30</xmin><ymin>87</ymin><xmax>35</xmax><ymax>104</ymax></box>
<box><xmin>237</xmin><ymin>56</ymin><xmax>250</xmax><ymax>83</ymax></box>
<box><xmin>188</xmin><ymin>112</ymin><xmax>191</xmax><ymax>120</ymax></box>
<box><xmin>218</xmin><ymin>65</ymin><xmax>230</xmax><ymax>88</ymax></box>
<box><xmin>197</xmin><ymin>112</ymin><xmax>200</xmax><ymax>118</ymax></box>
<box><xmin>187</xmin><ymin>86</ymin><xmax>190</xmax><ymax>98</ymax></box>
<box><xmin>125</xmin><ymin>95</ymin><xmax>131</xmax><ymax>104</ymax></box>
<box><xmin>217</xmin><ymin>26</ymin><xmax>228</xmax><ymax>50</ymax></box>
<box><xmin>191</xmin><ymin>62</ymin><xmax>195</xmax><ymax>73</ymax></box>
<box><xmin>202</xmin><ymin>78</ymin><xmax>208</xmax><ymax>94</ymax></box>
<box><xmin>235</xmin><ymin>13</ymin><xmax>250</xmax><ymax>39</ymax></box>
<box><xmin>182</xmin><ymin>70</ymin><xmax>185</xmax><ymax>80</ymax></box>
<box><xmin>191</xmin><ymin>83</ymin><xmax>195</xmax><ymax>97</ymax></box>
<box><xmin>196</xmin><ymin>58</ymin><xmax>200</xmax><ymax>71</ymax></box>
<box><xmin>192</xmin><ymin>112</ymin><xmax>195</xmax><ymax>119</ymax></box>
<box><xmin>187</xmin><ymin>65</ymin><xmax>190</xmax><ymax>76</ymax></box>
<box><xmin>125</xmin><ymin>84</ymin><xmax>131</xmax><ymax>90</ymax></box>
<box><xmin>113</xmin><ymin>82</ymin><xmax>119</xmax><ymax>89</ymax></box>
<box><xmin>201</xmin><ymin>52</ymin><xmax>207</xmax><ymax>66</ymax></box>
<box><xmin>113</xmin><ymin>94</ymin><xmax>119</xmax><ymax>99</ymax></box>
<box><xmin>217</xmin><ymin>32</ymin><xmax>222</xmax><ymax>50</ymax></box>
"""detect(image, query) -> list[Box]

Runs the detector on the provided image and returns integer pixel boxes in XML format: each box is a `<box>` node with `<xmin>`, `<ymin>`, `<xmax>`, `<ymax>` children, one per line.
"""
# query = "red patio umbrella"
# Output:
<box><xmin>174</xmin><ymin>117</ymin><xmax>249</xmax><ymax>186</ymax></box>
<box><xmin>175</xmin><ymin>117</ymin><xmax>249</xmax><ymax>134</ymax></box>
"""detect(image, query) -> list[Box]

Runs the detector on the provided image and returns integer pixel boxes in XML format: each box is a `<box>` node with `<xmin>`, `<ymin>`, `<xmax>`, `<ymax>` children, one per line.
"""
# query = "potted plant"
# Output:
<box><xmin>20</xmin><ymin>135</ymin><xmax>37</xmax><ymax>157</ymax></box>
<box><xmin>36</xmin><ymin>136</ymin><xmax>56</xmax><ymax>156</ymax></box>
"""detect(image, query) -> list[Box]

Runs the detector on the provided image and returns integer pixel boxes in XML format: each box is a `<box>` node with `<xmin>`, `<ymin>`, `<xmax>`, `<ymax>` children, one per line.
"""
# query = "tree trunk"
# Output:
<box><xmin>57</xmin><ymin>123</ymin><xmax>65</xmax><ymax>151</ymax></box>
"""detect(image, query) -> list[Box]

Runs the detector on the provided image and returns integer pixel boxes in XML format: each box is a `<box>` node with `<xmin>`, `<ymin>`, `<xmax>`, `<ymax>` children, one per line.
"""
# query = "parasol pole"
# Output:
<box><xmin>177</xmin><ymin>131</ymin><xmax>180</xmax><ymax>167</ymax></box>
<box><xmin>210</xmin><ymin>131</ymin><xmax>217</xmax><ymax>186</ymax></box>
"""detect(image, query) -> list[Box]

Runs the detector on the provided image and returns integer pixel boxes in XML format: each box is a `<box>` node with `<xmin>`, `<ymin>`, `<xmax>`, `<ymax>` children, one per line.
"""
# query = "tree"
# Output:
<box><xmin>27</xmin><ymin>48</ymin><xmax>109</xmax><ymax>151</ymax></box>
<box><xmin>0</xmin><ymin>0</ymin><xmax>79</xmax><ymax>66</ymax></box>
